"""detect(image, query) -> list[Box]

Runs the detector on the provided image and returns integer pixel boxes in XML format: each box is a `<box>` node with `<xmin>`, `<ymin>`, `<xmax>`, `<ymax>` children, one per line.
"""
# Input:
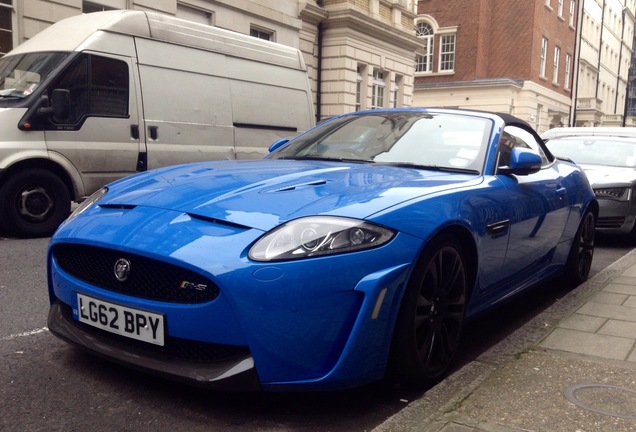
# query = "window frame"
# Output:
<box><xmin>415</xmin><ymin>22</ymin><xmax>434</xmax><ymax>74</ymax></box>
<box><xmin>0</xmin><ymin>0</ymin><xmax>12</xmax><ymax>56</ymax></box>
<box><xmin>540</xmin><ymin>37</ymin><xmax>548</xmax><ymax>78</ymax></box>
<box><xmin>371</xmin><ymin>69</ymin><xmax>385</xmax><ymax>110</ymax></box>
<box><xmin>439</xmin><ymin>34</ymin><xmax>456</xmax><ymax>72</ymax></box>
<box><xmin>553</xmin><ymin>46</ymin><xmax>560</xmax><ymax>84</ymax></box>
<box><xmin>565</xmin><ymin>54</ymin><xmax>572</xmax><ymax>90</ymax></box>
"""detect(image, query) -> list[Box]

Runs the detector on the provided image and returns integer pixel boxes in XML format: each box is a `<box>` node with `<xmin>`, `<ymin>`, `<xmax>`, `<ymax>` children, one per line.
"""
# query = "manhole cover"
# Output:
<box><xmin>565</xmin><ymin>383</ymin><xmax>636</xmax><ymax>420</ymax></box>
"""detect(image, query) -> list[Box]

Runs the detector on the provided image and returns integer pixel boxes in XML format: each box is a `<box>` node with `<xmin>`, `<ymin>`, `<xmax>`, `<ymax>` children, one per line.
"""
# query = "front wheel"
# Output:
<box><xmin>390</xmin><ymin>234</ymin><xmax>469</xmax><ymax>388</ymax></box>
<box><xmin>564</xmin><ymin>209</ymin><xmax>595</xmax><ymax>287</ymax></box>
<box><xmin>0</xmin><ymin>169</ymin><xmax>71</xmax><ymax>238</ymax></box>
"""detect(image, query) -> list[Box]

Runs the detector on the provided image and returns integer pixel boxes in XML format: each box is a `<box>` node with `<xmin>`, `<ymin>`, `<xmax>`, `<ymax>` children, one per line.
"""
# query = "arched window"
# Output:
<box><xmin>415</xmin><ymin>22</ymin><xmax>434</xmax><ymax>73</ymax></box>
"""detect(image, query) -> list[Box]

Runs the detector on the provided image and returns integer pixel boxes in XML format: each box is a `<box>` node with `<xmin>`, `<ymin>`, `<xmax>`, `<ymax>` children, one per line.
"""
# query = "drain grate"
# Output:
<box><xmin>565</xmin><ymin>383</ymin><xmax>636</xmax><ymax>420</ymax></box>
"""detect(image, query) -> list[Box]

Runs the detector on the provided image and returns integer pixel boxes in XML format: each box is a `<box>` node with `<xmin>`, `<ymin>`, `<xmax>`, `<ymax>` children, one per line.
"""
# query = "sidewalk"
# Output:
<box><xmin>374</xmin><ymin>249</ymin><xmax>636</xmax><ymax>432</ymax></box>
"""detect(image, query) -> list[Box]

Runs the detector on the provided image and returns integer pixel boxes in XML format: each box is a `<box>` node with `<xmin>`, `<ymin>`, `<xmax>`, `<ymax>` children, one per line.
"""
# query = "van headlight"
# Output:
<box><xmin>249</xmin><ymin>216</ymin><xmax>395</xmax><ymax>262</ymax></box>
<box><xmin>65</xmin><ymin>187</ymin><xmax>108</xmax><ymax>224</ymax></box>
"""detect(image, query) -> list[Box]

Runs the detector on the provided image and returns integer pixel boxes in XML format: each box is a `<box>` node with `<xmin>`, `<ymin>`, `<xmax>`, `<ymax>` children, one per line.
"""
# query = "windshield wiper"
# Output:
<box><xmin>279</xmin><ymin>156</ymin><xmax>373</xmax><ymax>164</ymax></box>
<box><xmin>385</xmin><ymin>162</ymin><xmax>480</xmax><ymax>174</ymax></box>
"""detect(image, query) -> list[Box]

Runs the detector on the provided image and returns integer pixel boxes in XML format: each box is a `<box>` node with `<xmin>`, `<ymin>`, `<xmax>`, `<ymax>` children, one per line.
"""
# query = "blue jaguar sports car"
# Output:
<box><xmin>47</xmin><ymin>108</ymin><xmax>597</xmax><ymax>391</ymax></box>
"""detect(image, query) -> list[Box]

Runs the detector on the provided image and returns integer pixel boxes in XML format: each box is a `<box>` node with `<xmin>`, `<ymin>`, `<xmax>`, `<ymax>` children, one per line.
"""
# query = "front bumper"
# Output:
<box><xmin>48</xmin><ymin>300</ymin><xmax>262</xmax><ymax>390</ymax></box>
<box><xmin>596</xmin><ymin>198</ymin><xmax>636</xmax><ymax>235</ymax></box>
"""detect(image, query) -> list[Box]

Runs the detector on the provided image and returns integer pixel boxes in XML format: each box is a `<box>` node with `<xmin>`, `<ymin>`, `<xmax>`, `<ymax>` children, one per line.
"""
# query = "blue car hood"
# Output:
<box><xmin>101</xmin><ymin>160</ymin><xmax>481</xmax><ymax>231</ymax></box>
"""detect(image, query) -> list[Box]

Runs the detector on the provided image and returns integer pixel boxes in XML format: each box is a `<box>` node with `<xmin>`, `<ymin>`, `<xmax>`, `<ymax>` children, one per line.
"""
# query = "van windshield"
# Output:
<box><xmin>0</xmin><ymin>52</ymin><xmax>68</xmax><ymax>99</ymax></box>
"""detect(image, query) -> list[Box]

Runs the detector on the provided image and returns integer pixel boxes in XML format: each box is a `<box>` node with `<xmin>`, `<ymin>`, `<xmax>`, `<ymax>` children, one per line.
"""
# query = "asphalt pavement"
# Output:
<box><xmin>373</xmin><ymin>249</ymin><xmax>636</xmax><ymax>431</ymax></box>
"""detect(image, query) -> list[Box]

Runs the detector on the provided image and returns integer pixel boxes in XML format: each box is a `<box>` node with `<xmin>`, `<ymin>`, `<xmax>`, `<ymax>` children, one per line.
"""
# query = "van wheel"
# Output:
<box><xmin>390</xmin><ymin>234</ymin><xmax>468</xmax><ymax>388</ymax></box>
<box><xmin>0</xmin><ymin>169</ymin><xmax>71</xmax><ymax>238</ymax></box>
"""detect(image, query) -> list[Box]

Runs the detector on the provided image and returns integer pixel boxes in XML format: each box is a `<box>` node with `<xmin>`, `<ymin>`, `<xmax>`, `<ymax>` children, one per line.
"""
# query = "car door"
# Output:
<box><xmin>43</xmin><ymin>52</ymin><xmax>145</xmax><ymax>199</ymax></box>
<box><xmin>495</xmin><ymin>125</ymin><xmax>570</xmax><ymax>285</ymax></box>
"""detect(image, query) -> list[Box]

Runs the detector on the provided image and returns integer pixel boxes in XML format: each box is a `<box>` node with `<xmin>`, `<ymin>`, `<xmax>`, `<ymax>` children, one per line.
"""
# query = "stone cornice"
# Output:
<box><xmin>322</xmin><ymin>7</ymin><xmax>421</xmax><ymax>50</ymax></box>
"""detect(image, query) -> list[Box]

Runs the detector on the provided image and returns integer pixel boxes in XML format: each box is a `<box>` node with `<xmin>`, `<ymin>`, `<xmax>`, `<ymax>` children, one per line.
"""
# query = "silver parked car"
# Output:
<box><xmin>543</xmin><ymin>127</ymin><xmax>636</xmax><ymax>239</ymax></box>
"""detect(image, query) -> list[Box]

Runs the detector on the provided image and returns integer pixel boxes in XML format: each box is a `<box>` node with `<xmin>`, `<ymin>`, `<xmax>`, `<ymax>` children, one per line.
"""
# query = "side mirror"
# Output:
<box><xmin>38</xmin><ymin>88</ymin><xmax>70</xmax><ymax>122</ymax></box>
<box><xmin>50</xmin><ymin>88</ymin><xmax>70</xmax><ymax>122</ymax></box>
<box><xmin>268</xmin><ymin>138</ymin><xmax>289</xmax><ymax>153</ymax></box>
<box><xmin>498</xmin><ymin>148</ymin><xmax>542</xmax><ymax>175</ymax></box>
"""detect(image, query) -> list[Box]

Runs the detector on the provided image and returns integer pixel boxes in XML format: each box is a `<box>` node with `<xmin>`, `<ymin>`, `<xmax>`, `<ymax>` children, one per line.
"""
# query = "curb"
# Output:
<box><xmin>372</xmin><ymin>247</ymin><xmax>636</xmax><ymax>432</ymax></box>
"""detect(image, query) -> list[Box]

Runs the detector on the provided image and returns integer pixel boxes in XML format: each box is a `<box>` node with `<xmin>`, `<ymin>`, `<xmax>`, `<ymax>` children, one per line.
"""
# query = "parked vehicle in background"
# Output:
<box><xmin>0</xmin><ymin>10</ymin><xmax>314</xmax><ymax>238</ymax></box>
<box><xmin>48</xmin><ymin>108</ymin><xmax>597</xmax><ymax>392</ymax></box>
<box><xmin>543</xmin><ymin>127</ymin><xmax>636</xmax><ymax>240</ymax></box>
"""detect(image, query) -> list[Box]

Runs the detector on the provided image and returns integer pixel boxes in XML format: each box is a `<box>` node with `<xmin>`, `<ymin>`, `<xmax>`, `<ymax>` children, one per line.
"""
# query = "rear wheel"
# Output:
<box><xmin>564</xmin><ymin>209</ymin><xmax>595</xmax><ymax>287</ymax></box>
<box><xmin>0</xmin><ymin>169</ymin><xmax>71</xmax><ymax>238</ymax></box>
<box><xmin>390</xmin><ymin>234</ymin><xmax>468</xmax><ymax>387</ymax></box>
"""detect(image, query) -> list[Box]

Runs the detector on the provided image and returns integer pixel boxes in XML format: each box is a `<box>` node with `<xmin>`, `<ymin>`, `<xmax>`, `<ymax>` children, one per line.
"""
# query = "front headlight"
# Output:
<box><xmin>249</xmin><ymin>216</ymin><xmax>395</xmax><ymax>262</ymax></box>
<box><xmin>64</xmin><ymin>187</ymin><xmax>108</xmax><ymax>224</ymax></box>
<box><xmin>593</xmin><ymin>187</ymin><xmax>630</xmax><ymax>201</ymax></box>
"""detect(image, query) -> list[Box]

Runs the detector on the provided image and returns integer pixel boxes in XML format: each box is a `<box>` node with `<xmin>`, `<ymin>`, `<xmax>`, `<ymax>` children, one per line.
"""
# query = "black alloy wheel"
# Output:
<box><xmin>391</xmin><ymin>233</ymin><xmax>468</xmax><ymax>387</ymax></box>
<box><xmin>564</xmin><ymin>209</ymin><xmax>595</xmax><ymax>287</ymax></box>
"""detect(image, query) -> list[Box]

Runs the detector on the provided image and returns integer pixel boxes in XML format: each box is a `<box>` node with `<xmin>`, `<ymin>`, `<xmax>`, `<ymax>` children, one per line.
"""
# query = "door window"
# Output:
<box><xmin>496</xmin><ymin>125</ymin><xmax>552</xmax><ymax>170</ymax></box>
<box><xmin>50</xmin><ymin>54</ymin><xmax>129</xmax><ymax>126</ymax></box>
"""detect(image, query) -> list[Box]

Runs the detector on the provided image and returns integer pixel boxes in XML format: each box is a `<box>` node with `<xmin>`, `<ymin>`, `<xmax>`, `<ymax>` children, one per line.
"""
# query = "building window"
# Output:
<box><xmin>540</xmin><ymin>37</ymin><xmax>548</xmax><ymax>78</ymax></box>
<box><xmin>176</xmin><ymin>3</ymin><xmax>214</xmax><ymax>26</ymax></box>
<box><xmin>83</xmin><ymin>1</ymin><xmax>121</xmax><ymax>13</ymax></box>
<box><xmin>545</xmin><ymin>0</ymin><xmax>551</xmax><ymax>7</ymax></box>
<box><xmin>356</xmin><ymin>65</ymin><xmax>363</xmax><ymax>111</ymax></box>
<box><xmin>250</xmin><ymin>27</ymin><xmax>273</xmax><ymax>41</ymax></box>
<box><xmin>553</xmin><ymin>46</ymin><xmax>560</xmax><ymax>84</ymax></box>
<box><xmin>565</xmin><ymin>54</ymin><xmax>572</xmax><ymax>89</ymax></box>
<box><xmin>371</xmin><ymin>70</ymin><xmax>385</xmax><ymax>109</ymax></box>
<box><xmin>439</xmin><ymin>34</ymin><xmax>456</xmax><ymax>72</ymax></box>
<box><xmin>0</xmin><ymin>0</ymin><xmax>12</xmax><ymax>55</ymax></box>
<box><xmin>569</xmin><ymin>0</ymin><xmax>576</xmax><ymax>27</ymax></box>
<box><xmin>558</xmin><ymin>0</ymin><xmax>564</xmax><ymax>17</ymax></box>
<box><xmin>415</xmin><ymin>22</ymin><xmax>434</xmax><ymax>73</ymax></box>
<box><xmin>393</xmin><ymin>75</ymin><xmax>402</xmax><ymax>108</ymax></box>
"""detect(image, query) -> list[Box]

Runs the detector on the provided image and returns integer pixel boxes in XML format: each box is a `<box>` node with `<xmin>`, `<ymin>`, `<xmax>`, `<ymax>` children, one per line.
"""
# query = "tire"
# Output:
<box><xmin>563</xmin><ymin>209</ymin><xmax>595</xmax><ymax>288</ymax></box>
<box><xmin>390</xmin><ymin>234</ymin><xmax>469</xmax><ymax>388</ymax></box>
<box><xmin>0</xmin><ymin>169</ymin><xmax>71</xmax><ymax>238</ymax></box>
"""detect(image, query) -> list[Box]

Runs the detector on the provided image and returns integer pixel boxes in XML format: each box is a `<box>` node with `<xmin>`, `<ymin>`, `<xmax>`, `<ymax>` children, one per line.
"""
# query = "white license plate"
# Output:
<box><xmin>76</xmin><ymin>293</ymin><xmax>165</xmax><ymax>346</ymax></box>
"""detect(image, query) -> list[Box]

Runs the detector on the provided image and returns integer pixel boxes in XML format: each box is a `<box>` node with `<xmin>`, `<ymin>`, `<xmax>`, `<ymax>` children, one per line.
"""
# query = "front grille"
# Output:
<box><xmin>596</xmin><ymin>216</ymin><xmax>626</xmax><ymax>229</ymax></box>
<box><xmin>60</xmin><ymin>302</ymin><xmax>248</xmax><ymax>363</ymax></box>
<box><xmin>53</xmin><ymin>243</ymin><xmax>219</xmax><ymax>304</ymax></box>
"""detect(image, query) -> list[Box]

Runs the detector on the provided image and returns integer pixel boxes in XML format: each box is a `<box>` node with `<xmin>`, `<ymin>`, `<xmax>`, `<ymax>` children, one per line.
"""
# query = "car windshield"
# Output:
<box><xmin>269</xmin><ymin>111</ymin><xmax>492</xmax><ymax>174</ymax></box>
<box><xmin>547</xmin><ymin>137</ymin><xmax>636</xmax><ymax>168</ymax></box>
<box><xmin>0</xmin><ymin>52</ymin><xmax>68</xmax><ymax>99</ymax></box>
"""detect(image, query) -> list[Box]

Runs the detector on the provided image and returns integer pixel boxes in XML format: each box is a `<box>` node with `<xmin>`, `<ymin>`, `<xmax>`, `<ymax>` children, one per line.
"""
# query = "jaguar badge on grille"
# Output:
<box><xmin>114</xmin><ymin>258</ymin><xmax>132</xmax><ymax>282</ymax></box>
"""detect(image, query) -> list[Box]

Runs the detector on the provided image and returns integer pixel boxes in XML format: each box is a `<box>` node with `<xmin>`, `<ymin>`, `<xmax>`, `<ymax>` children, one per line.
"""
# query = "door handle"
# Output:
<box><xmin>148</xmin><ymin>126</ymin><xmax>159</xmax><ymax>140</ymax></box>
<box><xmin>130</xmin><ymin>124</ymin><xmax>139</xmax><ymax>140</ymax></box>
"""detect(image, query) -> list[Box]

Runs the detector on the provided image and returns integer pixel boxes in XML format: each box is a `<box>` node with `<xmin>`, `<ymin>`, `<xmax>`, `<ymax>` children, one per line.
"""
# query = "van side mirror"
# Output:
<box><xmin>50</xmin><ymin>89</ymin><xmax>70</xmax><ymax>122</ymax></box>
<box><xmin>38</xmin><ymin>88</ymin><xmax>70</xmax><ymax>122</ymax></box>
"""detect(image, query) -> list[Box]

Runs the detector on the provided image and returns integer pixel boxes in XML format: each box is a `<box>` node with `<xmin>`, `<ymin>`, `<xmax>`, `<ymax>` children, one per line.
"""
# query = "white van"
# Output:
<box><xmin>0</xmin><ymin>10</ymin><xmax>315</xmax><ymax>238</ymax></box>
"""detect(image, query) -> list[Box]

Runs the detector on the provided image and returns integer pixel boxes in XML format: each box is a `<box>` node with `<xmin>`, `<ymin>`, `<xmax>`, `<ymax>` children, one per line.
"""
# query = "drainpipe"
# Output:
<box><xmin>595</xmin><ymin>0</ymin><xmax>606</xmax><ymax>102</ymax></box>
<box><xmin>571</xmin><ymin>0</ymin><xmax>585</xmax><ymax>126</ymax></box>
<box><xmin>615</xmin><ymin>7</ymin><xmax>626</xmax><ymax>115</ymax></box>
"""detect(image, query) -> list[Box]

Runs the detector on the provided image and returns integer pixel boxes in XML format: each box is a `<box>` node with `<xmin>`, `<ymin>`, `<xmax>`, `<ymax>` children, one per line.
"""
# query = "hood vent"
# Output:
<box><xmin>268</xmin><ymin>179</ymin><xmax>327</xmax><ymax>193</ymax></box>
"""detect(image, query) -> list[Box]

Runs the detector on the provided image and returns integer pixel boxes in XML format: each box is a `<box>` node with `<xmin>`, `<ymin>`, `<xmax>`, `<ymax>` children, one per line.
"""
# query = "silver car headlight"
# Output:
<box><xmin>65</xmin><ymin>187</ymin><xmax>108</xmax><ymax>224</ymax></box>
<box><xmin>249</xmin><ymin>216</ymin><xmax>395</xmax><ymax>262</ymax></box>
<box><xmin>593</xmin><ymin>187</ymin><xmax>630</xmax><ymax>201</ymax></box>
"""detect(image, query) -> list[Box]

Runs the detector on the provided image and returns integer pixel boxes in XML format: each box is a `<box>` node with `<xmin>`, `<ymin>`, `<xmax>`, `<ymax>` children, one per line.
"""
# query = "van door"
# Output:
<box><xmin>43</xmin><ymin>52</ymin><xmax>145</xmax><ymax>199</ymax></box>
<box><xmin>134</xmin><ymin>37</ymin><xmax>235</xmax><ymax>169</ymax></box>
